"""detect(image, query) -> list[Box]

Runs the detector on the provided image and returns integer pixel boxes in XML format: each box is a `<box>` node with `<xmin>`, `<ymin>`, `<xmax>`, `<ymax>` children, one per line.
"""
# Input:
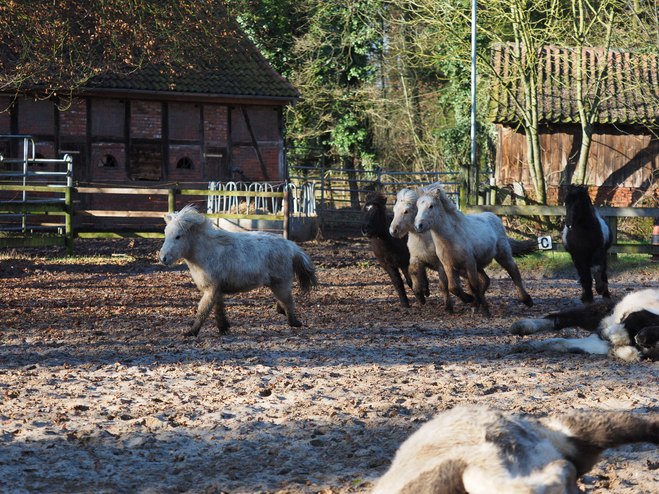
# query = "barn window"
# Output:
<box><xmin>176</xmin><ymin>157</ymin><xmax>193</xmax><ymax>170</ymax></box>
<box><xmin>98</xmin><ymin>154</ymin><xmax>117</xmax><ymax>167</ymax></box>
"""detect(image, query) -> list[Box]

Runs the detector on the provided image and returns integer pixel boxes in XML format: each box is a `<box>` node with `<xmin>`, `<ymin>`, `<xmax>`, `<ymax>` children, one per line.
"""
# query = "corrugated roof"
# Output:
<box><xmin>490</xmin><ymin>43</ymin><xmax>659</xmax><ymax>125</ymax></box>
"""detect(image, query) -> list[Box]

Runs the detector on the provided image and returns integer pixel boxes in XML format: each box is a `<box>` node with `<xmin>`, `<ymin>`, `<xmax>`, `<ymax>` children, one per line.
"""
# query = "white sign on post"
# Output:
<box><xmin>537</xmin><ymin>235</ymin><xmax>553</xmax><ymax>251</ymax></box>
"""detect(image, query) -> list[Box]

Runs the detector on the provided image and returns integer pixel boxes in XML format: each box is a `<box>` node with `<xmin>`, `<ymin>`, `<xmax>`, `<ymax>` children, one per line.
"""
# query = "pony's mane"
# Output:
<box><xmin>396</xmin><ymin>188</ymin><xmax>418</xmax><ymax>206</ymax></box>
<box><xmin>167</xmin><ymin>205</ymin><xmax>230</xmax><ymax>242</ymax></box>
<box><xmin>364</xmin><ymin>190</ymin><xmax>388</xmax><ymax>209</ymax></box>
<box><xmin>419</xmin><ymin>185</ymin><xmax>460</xmax><ymax>216</ymax></box>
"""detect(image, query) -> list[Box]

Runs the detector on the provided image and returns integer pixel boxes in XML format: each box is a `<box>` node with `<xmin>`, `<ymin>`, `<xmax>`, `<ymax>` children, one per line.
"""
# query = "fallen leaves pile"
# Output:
<box><xmin>1</xmin><ymin>235</ymin><xmax>659</xmax><ymax>493</ymax></box>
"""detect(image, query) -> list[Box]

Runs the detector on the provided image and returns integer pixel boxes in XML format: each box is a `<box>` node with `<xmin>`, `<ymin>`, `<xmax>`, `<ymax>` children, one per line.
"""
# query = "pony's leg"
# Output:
<box><xmin>435</xmin><ymin>263</ymin><xmax>454</xmax><ymax>313</ymax></box>
<box><xmin>445</xmin><ymin>267</ymin><xmax>474</xmax><ymax>305</ymax></box>
<box><xmin>409</xmin><ymin>259</ymin><xmax>428</xmax><ymax>305</ymax></box>
<box><xmin>509</xmin><ymin>334</ymin><xmax>612</xmax><ymax>355</ymax></box>
<box><xmin>571</xmin><ymin>254</ymin><xmax>595</xmax><ymax>303</ymax></box>
<box><xmin>592</xmin><ymin>251</ymin><xmax>611</xmax><ymax>299</ymax></box>
<box><xmin>270</xmin><ymin>283</ymin><xmax>302</xmax><ymax>327</ymax></box>
<box><xmin>511</xmin><ymin>299</ymin><xmax>615</xmax><ymax>336</ymax></box>
<box><xmin>478</xmin><ymin>268</ymin><xmax>491</xmax><ymax>293</ymax></box>
<box><xmin>213</xmin><ymin>294</ymin><xmax>231</xmax><ymax>335</ymax></box>
<box><xmin>185</xmin><ymin>288</ymin><xmax>222</xmax><ymax>337</ymax></box>
<box><xmin>495</xmin><ymin>254</ymin><xmax>533</xmax><ymax>307</ymax></box>
<box><xmin>382</xmin><ymin>264</ymin><xmax>410</xmax><ymax>307</ymax></box>
<box><xmin>402</xmin><ymin>265</ymin><xmax>414</xmax><ymax>290</ymax></box>
<box><xmin>465</xmin><ymin>265</ymin><xmax>489</xmax><ymax>317</ymax></box>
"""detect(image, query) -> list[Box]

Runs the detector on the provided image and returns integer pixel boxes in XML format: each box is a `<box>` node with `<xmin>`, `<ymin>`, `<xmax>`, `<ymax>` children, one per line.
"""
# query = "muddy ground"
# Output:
<box><xmin>1</xmin><ymin>233</ymin><xmax>659</xmax><ymax>494</ymax></box>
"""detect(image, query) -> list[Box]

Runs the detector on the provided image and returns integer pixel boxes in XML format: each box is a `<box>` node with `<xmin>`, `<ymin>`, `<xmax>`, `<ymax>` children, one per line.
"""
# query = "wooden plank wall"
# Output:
<box><xmin>496</xmin><ymin>123</ymin><xmax>659</xmax><ymax>188</ymax></box>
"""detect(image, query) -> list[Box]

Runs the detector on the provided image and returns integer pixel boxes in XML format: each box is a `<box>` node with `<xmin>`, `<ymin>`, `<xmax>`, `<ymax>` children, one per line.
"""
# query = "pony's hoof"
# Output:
<box><xmin>183</xmin><ymin>329</ymin><xmax>200</xmax><ymax>337</ymax></box>
<box><xmin>522</xmin><ymin>296</ymin><xmax>534</xmax><ymax>307</ymax></box>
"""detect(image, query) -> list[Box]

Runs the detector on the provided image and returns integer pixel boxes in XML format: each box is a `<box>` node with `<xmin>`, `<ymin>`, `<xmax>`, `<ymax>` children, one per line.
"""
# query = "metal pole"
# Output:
<box><xmin>65</xmin><ymin>186</ymin><xmax>73</xmax><ymax>257</ymax></box>
<box><xmin>470</xmin><ymin>0</ymin><xmax>477</xmax><ymax>205</ymax></box>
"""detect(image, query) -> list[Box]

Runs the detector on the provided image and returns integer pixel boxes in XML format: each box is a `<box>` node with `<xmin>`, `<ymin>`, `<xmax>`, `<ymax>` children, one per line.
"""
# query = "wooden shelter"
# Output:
<box><xmin>490</xmin><ymin>44</ymin><xmax>659</xmax><ymax>206</ymax></box>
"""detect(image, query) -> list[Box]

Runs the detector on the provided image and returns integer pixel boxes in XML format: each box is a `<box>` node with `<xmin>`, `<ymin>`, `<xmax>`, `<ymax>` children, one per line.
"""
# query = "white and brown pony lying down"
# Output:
<box><xmin>510</xmin><ymin>289</ymin><xmax>659</xmax><ymax>362</ymax></box>
<box><xmin>372</xmin><ymin>405</ymin><xmax>659</xmax><ymax>494</ymax></box>
<box><xmin>159</xmin><ymin>205</ymin><xmax>317</xmax><ymax>337</ymax></box>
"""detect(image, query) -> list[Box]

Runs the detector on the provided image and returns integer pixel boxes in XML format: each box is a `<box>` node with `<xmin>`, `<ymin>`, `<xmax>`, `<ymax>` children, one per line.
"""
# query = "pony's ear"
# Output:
<box><xmin>164</xmin><ymin>213</ymin><xmax>173</xmax><ymax>224</ymax></box>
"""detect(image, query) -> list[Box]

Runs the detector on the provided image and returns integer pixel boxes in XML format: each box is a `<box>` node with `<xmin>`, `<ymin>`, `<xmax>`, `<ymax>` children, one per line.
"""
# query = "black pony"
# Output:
<box><xmin>511</xmin><ymin>288</ymin><xmax>659</xmax><ymax>362</ymax></box>
<box><xmin>361</xmin><ymin>191</ymin><xmax>426</xmax><ymax>307</ymax></box>
<box><xmin>563</xmin><ymin>185</ymin><xmax>613</xmax><ymax>303</ymax></box>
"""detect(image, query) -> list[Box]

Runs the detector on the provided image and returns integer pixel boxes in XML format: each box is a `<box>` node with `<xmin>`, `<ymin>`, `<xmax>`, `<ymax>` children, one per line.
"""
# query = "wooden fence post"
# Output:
<box><xmin>65</xmin><ymin>186</ymin><xmax>73</xmax><ymax>257</ymax></box>
<box><xmin>168</xmin><ymin>188</ymin><xmax>177</xmax><ymax>213</ymax></box>
<box><xmin>283</xmin><ymin>190</ymin><xmax>290</xmax><ymax>240</ymax></box>
<box><xmin>606</xmin><ymin>216</ymin><xmax>618</xmax><ymax>260</ymax></box>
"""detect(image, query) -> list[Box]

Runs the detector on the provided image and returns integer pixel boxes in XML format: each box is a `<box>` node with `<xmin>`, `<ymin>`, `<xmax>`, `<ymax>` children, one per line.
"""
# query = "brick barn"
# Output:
<box><xmin>0</xmin><ymin>11</ymin><xmax>300</xmax><ymax>228</ymax></box>
<box><xmin>490</xmin><ymin>44</ymin><xmax>659</xmax><ymax>206</ymax></box>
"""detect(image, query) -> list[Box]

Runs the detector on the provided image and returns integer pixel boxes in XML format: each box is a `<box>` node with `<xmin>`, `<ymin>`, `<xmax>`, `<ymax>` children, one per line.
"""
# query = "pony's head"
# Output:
<box><xmin>361</xmin><ymin>191</ymin><xmax>390</xmax><ymax>238</ymax></box>
<box><xmin>390</xmin><ymin>188</ymin><xmax>418</xmax><ymax>238</ymax></box>
<box><xmin>414</xmin><ymin>186</ymin><xmax>454</xmax><ymax>233</ymax></box>
<box><xmin>564</xmin><ymin>185</ymin><xmax>594</xmax><ymax>230</ymax></box>
<box><xmin>159</xmin><ymin>205</ymin><xmax>212</xmax><ymax>266</ymax></box>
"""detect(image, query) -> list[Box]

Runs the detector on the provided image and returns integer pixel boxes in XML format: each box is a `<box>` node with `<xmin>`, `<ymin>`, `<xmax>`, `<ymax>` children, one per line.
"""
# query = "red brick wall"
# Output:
<box><xmin>18</xmin><ymin>98</ymin><xmax>55</xmax><ymax>135</ymax></box>
<box><xmin>0</xmin><ymin>97</ymin><xmax>11</xmax><ymax>133</ymax></box>
<box><xmin>203</xmin><ymin>104</ymin><xmax>228</xmax><ymax>143</ymax></box>
<box><xmin>231</xmin><ymin>147</ymin><xmax>279</xmax><ymax>182</ymax></box>
<box><xmin>131</xmin><ymin>101</ymin><xmax>161</xmax><ymax>139</ymax></box>
<box><xmin>91</xmin><ymin>98</ymin><xmax>124</xmax><ymax>137</ymax></box>
<box><xmin>59</xmin><ymin>98</ymin><xmax>86</xmax><ymax>136</ymax></box>
<box><xmin>169</xmin><ymin>103</ymin><xmax>200</xmax><ymax>140</ymax></box>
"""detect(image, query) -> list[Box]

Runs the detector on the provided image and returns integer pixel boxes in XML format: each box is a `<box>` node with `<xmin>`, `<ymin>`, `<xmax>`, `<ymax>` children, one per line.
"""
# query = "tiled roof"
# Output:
<box><xmin>1</xmin><ymin>9</ymin><xmax>300</xmax><ymax>102</ymax></box>
<box><xmin>490</xmin><ymin>43</ymin><xmax>659</xmax><ymax>125</ymax></box>
<box><xmin>85</xmin><ymin>39</ymin><xmax>300</xmax><ymax>100</ymax></box>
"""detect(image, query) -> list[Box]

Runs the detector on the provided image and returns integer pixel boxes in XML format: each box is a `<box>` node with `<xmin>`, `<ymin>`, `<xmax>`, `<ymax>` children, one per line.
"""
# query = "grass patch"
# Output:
<box><xmin>487</xmin><ymin>251</ymin><xmax>659</xmax><ymax>278</ymax></box>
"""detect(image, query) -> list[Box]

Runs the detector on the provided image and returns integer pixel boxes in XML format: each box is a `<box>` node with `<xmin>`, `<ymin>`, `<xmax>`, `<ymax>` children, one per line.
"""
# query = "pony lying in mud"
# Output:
<box><xmin>361</xmin><ymin>191</ymin><xmax>421</xmax><ymax>307</ymax></box>
<box><xmin>390</xmin><ymin>185</ymin><xmax>535</xmax><ymax>313</ymax></box>
<box><xmin>413</xmin><ymin>186</ymin><xmax>534</xmax><ymax>316</ymax></box>
<box><xmin>159</xmin><ymin>205</ymin><xmax>317</xmax><ymax>337</ymax></box>
<box><xmin>510</xmin><ymin>288</ymin><xmax>659</xmax><ymax>362</ymax></box>
<box><xmin>562</xmin><ymin>185</ymin><xmax>613</xmax><ymax>303</ymax></box>
<box><xmin>372</xmin><ymin>405</ymin><xmax>659</xmax><ymax>494</ymax></box>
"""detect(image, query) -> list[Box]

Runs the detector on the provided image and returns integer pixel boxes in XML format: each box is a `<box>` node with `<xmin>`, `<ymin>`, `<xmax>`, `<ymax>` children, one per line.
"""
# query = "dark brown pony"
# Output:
<box><xmin>361</xmin><ymin>191</ymin><xmax>426</xmax><ymax>307</ymax></box>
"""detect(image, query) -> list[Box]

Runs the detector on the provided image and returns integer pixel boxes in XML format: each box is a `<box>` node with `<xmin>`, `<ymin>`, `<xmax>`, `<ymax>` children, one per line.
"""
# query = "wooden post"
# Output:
<box><xmin>283</xmin><ymin>190</ymin><xmax>290</xmax><ymax>240</ymax></box>
<box><xmin>65</xmin><ymin>186</ymin><xmax>73</xmax><ymax>257</ymax></box>
<box><xmin>168</xmin><ymin>188</ymin><xmax>176</xmax><ymax>213</ymax></box>
<box><xmin>606</xmin><ymin>216</ymin><xmax>618</xmax><ymax>260</ymax></box>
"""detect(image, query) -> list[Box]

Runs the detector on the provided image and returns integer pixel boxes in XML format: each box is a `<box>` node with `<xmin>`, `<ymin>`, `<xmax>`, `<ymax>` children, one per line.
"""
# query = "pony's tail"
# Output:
<box><xmin>508</xmin><ymin>238</ymin><xmax>538</xmax><ymax>257</ymax></box>
<box><xmin>293</xmin><ymin>250</ymin><xmax>318</xmax><ymax>294</ymax></box>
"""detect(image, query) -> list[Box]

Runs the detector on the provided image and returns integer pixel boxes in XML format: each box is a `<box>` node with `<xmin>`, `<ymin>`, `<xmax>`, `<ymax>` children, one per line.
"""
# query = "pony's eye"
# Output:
<box><xmin>175</xmin><ymin>235</ymin><xmax>181</xmax><ymax>240</ymax></box>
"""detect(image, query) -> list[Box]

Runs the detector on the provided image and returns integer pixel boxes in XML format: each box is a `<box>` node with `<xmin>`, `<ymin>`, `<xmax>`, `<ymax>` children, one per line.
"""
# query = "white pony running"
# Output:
<box><xmin>390</xmin><ymin>184</ymin><xmax>491</xmax><ymax>313</ymax></box>
<box><xmin>414</xmin><ymin>186</ymin><xmax>533</xmax><ymax>316</ymax></box>
<box><xmin>159</xmin><ymin>205</ymin><xmax>317</xmax><ymax>337</ymax></box>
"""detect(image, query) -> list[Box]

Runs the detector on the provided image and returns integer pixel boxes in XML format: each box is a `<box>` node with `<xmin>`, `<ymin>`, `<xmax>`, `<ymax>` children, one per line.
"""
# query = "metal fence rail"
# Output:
<box><xmin>0</xmin><ymin>135</ymin><xmax>73</xmax><ymax>232</ymax></box>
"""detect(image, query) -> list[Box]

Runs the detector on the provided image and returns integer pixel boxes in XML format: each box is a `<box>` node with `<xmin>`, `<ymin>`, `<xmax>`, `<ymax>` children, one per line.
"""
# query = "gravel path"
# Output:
<box><xmin>1</xmin><ymin>236</ymin><xmax>659</xmax><ymax>493</ymax></box>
